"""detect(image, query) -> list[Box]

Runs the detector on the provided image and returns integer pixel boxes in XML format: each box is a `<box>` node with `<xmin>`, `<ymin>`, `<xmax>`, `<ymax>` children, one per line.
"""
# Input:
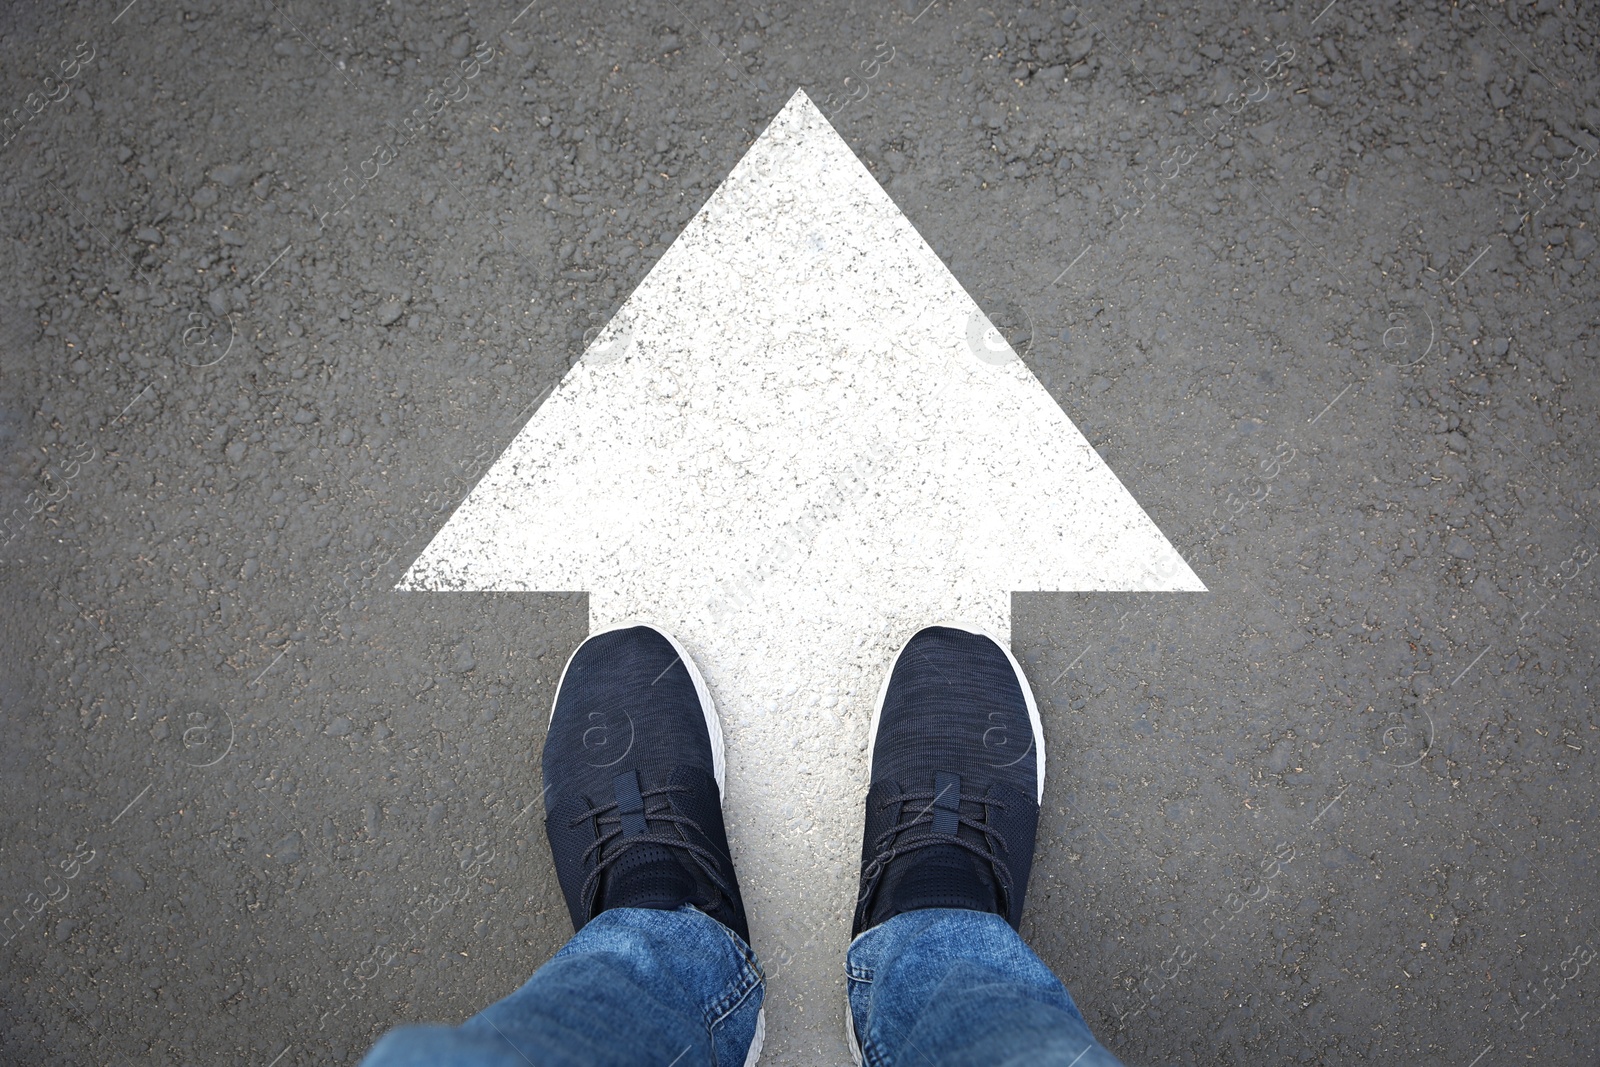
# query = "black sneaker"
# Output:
<box><xmin>542</xmin><ymin>623</ymin><xmax>751</xmax><ymax>944</ymax></box>
<box><xmin>851</xmin><ymin>623</ymin><xmax>1045</xmax><ymax>938</ymax></box>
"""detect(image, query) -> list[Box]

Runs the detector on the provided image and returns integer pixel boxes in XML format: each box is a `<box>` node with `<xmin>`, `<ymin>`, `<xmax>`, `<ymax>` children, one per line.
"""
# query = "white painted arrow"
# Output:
<box><xmin>401</xmin><ymin>89</ymin><xmax>1203</xmax><ymax>1063</ymax></box>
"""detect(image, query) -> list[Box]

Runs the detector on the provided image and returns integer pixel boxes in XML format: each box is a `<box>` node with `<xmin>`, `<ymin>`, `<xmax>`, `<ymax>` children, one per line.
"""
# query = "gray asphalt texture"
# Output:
<box><xmin>2</xmin><ymin>0</ymin><xmax>1597</xmax><ymax>1063</ymax></box>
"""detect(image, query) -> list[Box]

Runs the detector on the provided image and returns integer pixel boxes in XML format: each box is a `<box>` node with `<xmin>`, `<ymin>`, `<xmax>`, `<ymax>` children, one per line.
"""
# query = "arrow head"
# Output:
<box><xmin>401</xmin><ymin>90</ymin><xmax>1205</xmax><ymax>604</ymax></box>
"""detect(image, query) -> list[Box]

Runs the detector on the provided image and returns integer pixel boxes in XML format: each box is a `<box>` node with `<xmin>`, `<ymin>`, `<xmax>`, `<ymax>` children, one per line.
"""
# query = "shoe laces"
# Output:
<box><xmin>857</xmin><ymin>786</ymin><xmax>1014</xmax><ymax>917</ymax></box>
<box><xmin>571</xmin><ymin>784</ymin><xmax>735</xmax><ymax>919</ymax></box>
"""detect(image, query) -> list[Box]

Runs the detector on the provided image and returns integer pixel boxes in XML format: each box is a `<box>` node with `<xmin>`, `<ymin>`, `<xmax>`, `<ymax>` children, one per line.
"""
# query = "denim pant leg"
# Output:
<box><xmin>361</xmin><ymin>905</ymin><xmax>764</xmax><ymax>1067</ymax></box>
<box><xmin>846</xmin><ymin>908</ymin><xmax>1123</xmax><ymax>1067</ymax></box>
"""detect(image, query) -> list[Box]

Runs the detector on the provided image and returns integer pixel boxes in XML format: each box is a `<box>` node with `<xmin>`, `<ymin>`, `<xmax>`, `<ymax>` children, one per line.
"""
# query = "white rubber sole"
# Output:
<box><xmin>845</xmin><ymin>998</ymin><xmax>864</xmax><ymax>1065</ymax></box>
<box><xmin>865</xmin><ymin>621</ymin><xmax>1046</xmax><ymax>804</ymax></box>
<box><xmin>549</xmin><ymin>619</ymin><xmax>726</xmax><ymax>798</ymax></box>
<box><xmin>744</xmin><ymin>1005</ymin><xmax>766</xmax><ymax>1066</ymax></box>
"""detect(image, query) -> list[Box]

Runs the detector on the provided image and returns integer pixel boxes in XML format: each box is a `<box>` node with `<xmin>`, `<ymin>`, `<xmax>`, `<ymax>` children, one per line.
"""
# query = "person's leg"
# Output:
<box><xmin>846</xmin><ymin>624</ymin><xmax>1121</xmax><ymax>1067</ymax></box>
<box><xmin>362</xmin><ymin>904</ymin><xmax>763</xmax><ymax>1067</ymax></box>
<box><xmin>846</xmin><ymin>909</ymin><xmax>1118</xmax><ymax>1067</ymax></box>
<box><xmin>362</xmin><ymin>623</ymin><xmax>764</xmax><ymax>1067</ymax></box>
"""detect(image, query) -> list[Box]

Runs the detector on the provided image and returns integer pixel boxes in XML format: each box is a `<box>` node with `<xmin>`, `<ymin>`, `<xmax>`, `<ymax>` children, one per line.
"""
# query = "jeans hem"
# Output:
<box><xmin>703</xmin><ymin>917</ymin><xmax>765</xmax><ymax>1030</ymax></box>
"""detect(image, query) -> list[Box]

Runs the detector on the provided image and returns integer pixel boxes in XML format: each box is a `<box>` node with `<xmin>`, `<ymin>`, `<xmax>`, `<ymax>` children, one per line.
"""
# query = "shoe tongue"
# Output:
<box><xmin>872</xmin><ymin>842</ymin><xmax>999</xmax><ymax>926</ymax></box>
<box><xmin>602</xmin><ymin>841</ymin><xmax>699</xmax><ymax>913</ymax></box>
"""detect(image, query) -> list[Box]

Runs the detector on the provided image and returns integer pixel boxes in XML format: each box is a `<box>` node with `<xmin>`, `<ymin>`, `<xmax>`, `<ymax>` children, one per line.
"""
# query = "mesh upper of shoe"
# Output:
<box><xmin>542</xmin><ymin>627</ymin><xmax>748</xmax><ymax>942</ymax></box>
<box><xmin>854</xmin><ymin>627</ymin><xmax>1041</xmax><ymax>935</ymax></box>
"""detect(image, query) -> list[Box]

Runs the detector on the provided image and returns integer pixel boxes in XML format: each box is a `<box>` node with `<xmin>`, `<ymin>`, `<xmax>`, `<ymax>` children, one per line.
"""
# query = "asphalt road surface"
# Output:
<box><xmin>2</xmin><ymin>0</ymin><xmax>1597</xmax><ymax>1064</ymax></box>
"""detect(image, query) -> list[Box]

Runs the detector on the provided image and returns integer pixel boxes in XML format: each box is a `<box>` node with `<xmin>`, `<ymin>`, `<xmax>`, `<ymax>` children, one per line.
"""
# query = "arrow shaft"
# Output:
<box><xmin>590</xmin><ymin>589</ymin><xmax>1009</xmax><ymax>1056</ymax></box>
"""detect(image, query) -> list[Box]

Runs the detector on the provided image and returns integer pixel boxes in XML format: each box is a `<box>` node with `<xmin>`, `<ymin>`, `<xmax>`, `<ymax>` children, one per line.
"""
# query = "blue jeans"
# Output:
<box><xmin>848</xmin><ymin>909</ymin><xmax>1123</xmax><ymax>1067</ymax></box>
<box><xmin>361</xmin><ymin>906</ymin><xmax>1121</xmax><ymax>1067</ymax></box>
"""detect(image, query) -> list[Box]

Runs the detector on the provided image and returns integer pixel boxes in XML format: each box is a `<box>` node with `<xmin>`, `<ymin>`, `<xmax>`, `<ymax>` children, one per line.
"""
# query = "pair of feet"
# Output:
<box><xmin>541</xmin><ymin>623</ymin><xmax>1044</xmax><ymax>951</ymax></box>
